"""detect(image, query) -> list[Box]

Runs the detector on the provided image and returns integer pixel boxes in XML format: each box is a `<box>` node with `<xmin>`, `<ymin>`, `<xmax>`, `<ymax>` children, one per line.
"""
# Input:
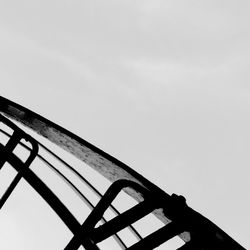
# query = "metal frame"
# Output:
<box><xmin>0</xmin><ymin>96</ymin><xmax>246</xmax><ymax>249</ymax></box>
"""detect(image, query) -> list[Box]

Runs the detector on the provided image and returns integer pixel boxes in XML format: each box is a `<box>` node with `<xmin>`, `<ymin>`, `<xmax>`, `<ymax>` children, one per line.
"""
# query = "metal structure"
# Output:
<box><xmin>0</xmin><ymin>96</ymin><xmax>245</xmax><ymax>249</ymax></box>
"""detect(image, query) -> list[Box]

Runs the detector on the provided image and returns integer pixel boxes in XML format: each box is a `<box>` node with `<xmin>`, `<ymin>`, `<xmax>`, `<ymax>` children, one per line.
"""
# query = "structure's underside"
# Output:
<box><xmin>0</xmin><ymin>96</ymin><xmax>245</xmax><ymax>249</ymax></box>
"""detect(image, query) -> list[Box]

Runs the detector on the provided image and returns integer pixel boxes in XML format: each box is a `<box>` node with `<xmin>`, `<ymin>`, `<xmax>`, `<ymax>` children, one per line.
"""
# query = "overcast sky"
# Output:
<box><xmin>0</xmin><ymin>0</ymin><xmax>250</xmax><ymax>249</ymax></box>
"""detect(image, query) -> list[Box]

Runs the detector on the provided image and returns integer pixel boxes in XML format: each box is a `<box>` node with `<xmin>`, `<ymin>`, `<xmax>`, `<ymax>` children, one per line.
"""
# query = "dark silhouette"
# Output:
<box><xmin>0</xmin><ymin>96</ymin><xmax>245</xmax><ymax>249</ymax></box>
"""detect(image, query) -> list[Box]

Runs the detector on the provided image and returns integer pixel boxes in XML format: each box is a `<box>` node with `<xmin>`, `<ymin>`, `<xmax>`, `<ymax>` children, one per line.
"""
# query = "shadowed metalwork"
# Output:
<box><xmin>0</xmin><ymin>96</ymin><xmax>246</xmax><ymax>249</ymax></box>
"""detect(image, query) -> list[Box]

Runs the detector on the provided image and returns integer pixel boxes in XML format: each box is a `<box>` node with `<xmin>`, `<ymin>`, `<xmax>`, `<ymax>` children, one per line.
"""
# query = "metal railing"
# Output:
<box><xmin>0</xmin><ymin>96</ymin><xmax>246</xmax><ymax>250</ymax></box>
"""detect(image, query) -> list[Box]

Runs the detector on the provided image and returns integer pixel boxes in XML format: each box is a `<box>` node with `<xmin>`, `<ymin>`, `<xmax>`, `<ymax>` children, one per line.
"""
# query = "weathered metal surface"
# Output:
<box><xmin>0</xmin><ymin>98</ymin><xmax>161</xmax><ymax>197</ymax></box>
<box><xmin>0</xmin><ymin>96</ymin><xmax>191</xmax><ymax>242</ymax></box>
<box><xmin>0</xmin><ymin>96</ymin><xmax>246</xmax><ymax>249</ymax></box>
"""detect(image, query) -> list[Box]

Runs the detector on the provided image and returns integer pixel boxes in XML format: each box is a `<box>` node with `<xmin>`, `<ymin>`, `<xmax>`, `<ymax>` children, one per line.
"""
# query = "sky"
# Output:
<box><xmin>0</xmin><ymin>0</ymin><xmax>250</xmax><ymax>249</ymax></box>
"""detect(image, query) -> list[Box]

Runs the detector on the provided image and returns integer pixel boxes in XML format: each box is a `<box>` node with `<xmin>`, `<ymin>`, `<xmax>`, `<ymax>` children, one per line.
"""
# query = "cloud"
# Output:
<box><xmin>1</xmin><ymin>0</ymin><xmax>249</xmax><ymax>63</ymax></box>
<box><xmin>0</xmin><ymin>26</ymin><xmax>97</xmax><ymax>86</ymax></box>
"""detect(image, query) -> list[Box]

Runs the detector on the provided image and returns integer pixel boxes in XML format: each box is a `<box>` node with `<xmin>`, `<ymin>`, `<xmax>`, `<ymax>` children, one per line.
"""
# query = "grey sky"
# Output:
<box><xmin>1</xmin><ymin>1</ymin><xmax>250</xmax><ymax>249</ymax></box>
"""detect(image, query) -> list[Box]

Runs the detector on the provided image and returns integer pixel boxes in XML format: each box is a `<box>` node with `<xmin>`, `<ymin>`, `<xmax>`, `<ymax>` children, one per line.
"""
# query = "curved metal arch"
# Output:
<box><xmin>0</xmin><ymin>96</ymin><xmax>246</xmax><ymax>249</ymax></box>
<box><xmin>0</xmin><ymin>127</ymin><xmax>143</xmax><ymax>248</ymax></box>
<box><xmin>0</xmin><ymin>96</ymin><xmax>176</xmax><ymax>231</ymax></box>
<box><xmin>0</xmin><ymin>114</ymin><xmax>128</xmax><ymax>249</ymax></box>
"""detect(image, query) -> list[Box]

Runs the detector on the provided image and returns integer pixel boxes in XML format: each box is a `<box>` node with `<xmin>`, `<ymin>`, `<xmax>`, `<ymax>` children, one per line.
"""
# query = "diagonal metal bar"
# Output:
<box><xmin>1</xmin><ymin>146</ymin><xmax>82</xmax><ymax>236</ymax></box>
<box><xmin>0</xmin><ymin>115</ymin><xmax>38</xmax><ymax>209</ymax></box>
<box><xmin>0</xmin><ymin>124</ymin><xmax>127</xmax><ymax>249</ymax></box>
<box><xmin>0</xmin><ymin>127</ymin><xmax>142</xmax><ymax>249</ymax></box>
<box><xmin>128</xmin><ymin>222</ymin><xmax>184</xmax><ymax>250</ymax></box>
<box><xmin>92</xmin><ymin>200</ymin><xmax>154</xmax><ymax>243</ymax></box>
<box><xmin>65</xmin><ymin>180</ymin><xmax>162</xmax><ymax>249</ymax></box>
<box><xmin>0</xmin><ymin>96</ymin><xmax>246</xmax><ymax>250</ymax></box>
